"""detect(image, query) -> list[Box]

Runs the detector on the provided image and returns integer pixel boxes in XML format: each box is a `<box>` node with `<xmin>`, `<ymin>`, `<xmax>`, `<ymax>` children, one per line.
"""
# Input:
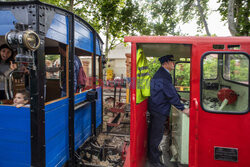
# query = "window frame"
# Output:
<box><xmin>200</xmin><ymin>51</ymin><xmax>250</xmax><ymax>115</ymax></box>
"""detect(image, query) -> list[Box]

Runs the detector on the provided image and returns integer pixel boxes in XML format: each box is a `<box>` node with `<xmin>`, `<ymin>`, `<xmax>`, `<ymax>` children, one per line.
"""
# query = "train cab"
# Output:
<box><xmin>0</xmin><ymin>1</ymin><xmax>103</xmax><ymax>166</ymax></box>
<box><xmin>124</xmin><ymin>36</ymin><xmax>250</xmax><ymax>167</ymax></box>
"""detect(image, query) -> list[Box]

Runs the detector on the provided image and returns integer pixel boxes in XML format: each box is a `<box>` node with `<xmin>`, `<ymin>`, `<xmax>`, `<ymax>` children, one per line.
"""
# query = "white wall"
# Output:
<box><xmin>108</xmin><ymin>43</ymin><xmax>131</xmax><ymax>59</ymax></box>
<box><xmin>106</xmin><ymin>43</ymin><xmax>131</xmax><ymax>79</ymax></box>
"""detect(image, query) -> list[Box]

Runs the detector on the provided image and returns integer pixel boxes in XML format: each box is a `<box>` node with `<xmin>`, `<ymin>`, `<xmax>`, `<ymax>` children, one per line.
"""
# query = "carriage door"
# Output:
<box><xmin>195</xmin><ymin>52</ymin><xmax>250</xmax><ymax>167</ymax></box>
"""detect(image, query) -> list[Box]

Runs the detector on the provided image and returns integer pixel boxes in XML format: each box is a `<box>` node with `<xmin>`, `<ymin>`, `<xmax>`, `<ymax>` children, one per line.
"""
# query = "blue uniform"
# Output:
<box><xmin>149</xmin><ymin>66</ymin><xmax>184</xmax><ymax>115</ymax></box>
<box><xmin>148</xmin><ymin>66</ymin><xmax>184</xmax><ymax>164</ymax></box>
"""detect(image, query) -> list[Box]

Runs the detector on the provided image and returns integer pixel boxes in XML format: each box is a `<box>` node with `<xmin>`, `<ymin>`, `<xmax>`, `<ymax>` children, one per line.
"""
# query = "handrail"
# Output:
<box><xmin>4</xmin><ymin>74</ymin><xmax>10</xmax><ymax>99</ymax></box>
<box><xmin>8</xmin><ymin>71</ymin><xmax>14</xmax><ymax>99</ymax></box>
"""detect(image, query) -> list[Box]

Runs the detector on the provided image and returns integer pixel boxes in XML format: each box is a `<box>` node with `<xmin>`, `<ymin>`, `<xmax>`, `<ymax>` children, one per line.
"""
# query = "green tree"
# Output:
<box><xmin>218</xmin><ymin>0</ymin><xmax>249</xmax><ymax>36</ymax></box>
<box><xmin>45</xmin><ymin>55</ymin><xmax>60</xmax><ymax>63</ymax></box>
<box><xmin>147</xmin><ymin>57</ymin><xmax>161</xmax><ymax>78</ymax></box>
<box><xmin>175</xmin><ymin>63</ymin><xmax>190</xmax><ymax>87</ymax></box>
<box><xmin>203</xmin><ymin>55</ymin><xmax>218</xmax><ymax>79</ymax></box>
<box><xmin>41</xmin><ymin>0</ymin><xmax>148</xmax><ymax>58</ymax></box>
<box><xmin>180</xmin><ymin>0</ymin><xmax>211</xmax><ymax>36</ymax></box>
<box><xmin>142</xmin><ymin>0</ymin><xmax>181</xmax><ymax>35</ymax></box>
<box><xmin>142</xmin><ymin>0</ymin><xmax>211</xmax><ymax>36</ymax></box>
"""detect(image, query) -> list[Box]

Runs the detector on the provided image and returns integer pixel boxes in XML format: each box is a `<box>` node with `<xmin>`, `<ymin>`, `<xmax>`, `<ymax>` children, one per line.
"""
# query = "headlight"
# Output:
<box><xmin>23</xmin><ymin>30</ymin><xmax>40</xmax><ymax>51</ymax></box>
<box><xmin>5</xmin><ymin>30</ymin><xmax>40</xmax><ymax>51</ymax></box>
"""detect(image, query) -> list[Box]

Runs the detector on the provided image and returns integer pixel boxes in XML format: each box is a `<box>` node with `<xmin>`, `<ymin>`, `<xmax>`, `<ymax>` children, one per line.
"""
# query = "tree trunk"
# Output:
<box><xmin>70</xmin><ymin>0</ymin><xmax>74</xmax><ymax>12</ymax></box>
<box><xmin>105</xmin><ymin>18</ymin><xmax>110</xmax><ymax>58</ymax></box>
<box><xmin>227</xmin><ymin>0</ymin><xmax>237</xmax><ymax>36</ymax></box>
<box><xmin>196</xmin><ymin>0</ymin><xmax>211</xmax><ymax>36</ymax></box>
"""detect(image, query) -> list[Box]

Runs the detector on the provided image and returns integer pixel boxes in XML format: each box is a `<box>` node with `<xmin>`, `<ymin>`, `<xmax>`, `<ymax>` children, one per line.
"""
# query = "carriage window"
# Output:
<box><xmin>201</xmin><ymin>53</ymin><xmax>249</xmax><ymax>113</ymax></box>
<box><xmin>203</xmin><ymin>54</ymin><xmax>218</xmax><ymax>79</ymax></box>
<box><xmin>223</xmin><ymin>54</ymin><xmax>249</xmax><ymax>85</ymax></box>
<box><xmin>80</xmin><ymin>57</ymin><xmax>92</xmax><ymax>90</ymax></box>
<box><xmin>45</xmin><ymin>55</ymin><xmax>61</xmax><ymax>102</ymax></box>
<box><xmin>174</xmin><ymin>62</ymin><xmax>190</xmax><ymax>91</ymax></box>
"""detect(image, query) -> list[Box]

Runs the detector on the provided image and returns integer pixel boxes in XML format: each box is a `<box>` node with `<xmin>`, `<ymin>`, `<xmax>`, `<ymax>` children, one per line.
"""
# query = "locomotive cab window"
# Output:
<box><xmin>201</xmin><ymin>52</ymin><xmax>249</xmax><ymax>113</ymax></box>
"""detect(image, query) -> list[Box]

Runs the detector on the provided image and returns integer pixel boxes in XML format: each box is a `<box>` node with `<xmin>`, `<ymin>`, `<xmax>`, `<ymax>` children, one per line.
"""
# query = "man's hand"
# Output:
<box><xmin>182</xmin><ymin>108</ymin><xmax>190</xmax><ymax>116</ymax></box>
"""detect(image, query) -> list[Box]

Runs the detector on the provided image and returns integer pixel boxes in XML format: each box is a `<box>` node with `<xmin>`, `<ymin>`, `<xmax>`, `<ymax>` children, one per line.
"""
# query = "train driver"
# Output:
<box><xmin>148</xmin><ymin>55</ymin><xmax>189</xmax><ymax>167</ymax></box>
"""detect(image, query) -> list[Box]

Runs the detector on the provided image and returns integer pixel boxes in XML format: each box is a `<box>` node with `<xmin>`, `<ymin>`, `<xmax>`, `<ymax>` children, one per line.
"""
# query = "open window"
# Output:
<box><xmin>201</xmin><ymin>52</ymin><xmax>249</xmax><ymax>113</ymax></box>
<box><xmin>174</xmin><ymin>62</ymin><xmax>190</xmax><ymax>92</ymax></box>
<box><xmin>79</xmin><ymin>56</ymin><xmax>92</xmax><ymax>90</ymax></box>
<box><xmin>45</xmin><ymin>54</ymin><xmax>61</xmax><ymax>102</ymax></box>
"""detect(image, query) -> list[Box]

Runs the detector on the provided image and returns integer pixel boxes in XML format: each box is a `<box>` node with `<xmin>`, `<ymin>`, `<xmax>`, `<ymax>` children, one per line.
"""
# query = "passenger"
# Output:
<box><xmin>58</xmin><ymin>43</ymin><xmax>81</xmax><ymax>97</ymax></box>
<box><xmin>0</xmin><ymin>44</ymin><xmax>16</xmax><ymax>99</ymax></box>
<box><xmin>148</xmin><ymin>55</ymin><xmax>189</xmax><ymax>167</ymax></box>
<box><xmin>13</xmin><ymin>89</ymin><xmax>30</xmax><ymax>108</ymax></box>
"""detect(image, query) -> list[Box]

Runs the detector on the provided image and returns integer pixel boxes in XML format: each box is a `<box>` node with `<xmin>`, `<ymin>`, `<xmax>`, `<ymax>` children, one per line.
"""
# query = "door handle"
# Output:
<box><xmin>192</xmin><ymin>98</ymin><xmax>199</xmax><ymax>111</ymax></box>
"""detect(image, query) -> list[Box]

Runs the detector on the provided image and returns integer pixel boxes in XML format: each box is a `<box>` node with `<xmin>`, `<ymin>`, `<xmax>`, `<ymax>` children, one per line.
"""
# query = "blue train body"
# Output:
<box><xmin>0</xmin><ymin>1</ymin><xmax>103</xmax><ymax>166</ymax></box>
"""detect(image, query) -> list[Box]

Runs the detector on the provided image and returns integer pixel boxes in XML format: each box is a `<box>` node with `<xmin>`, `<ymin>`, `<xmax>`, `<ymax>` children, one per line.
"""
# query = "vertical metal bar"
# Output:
<box><xmin>91</xmin><ymin>32</ymin><xmax>97</xmax><ymax>136</ymax></box>
<box><xmin>30</xmin><ymin>3</ymin><xmax>45</xmax><ymax>167</ymax></box>
<box><xmin>99</xmin><ymin>55</ymin><xmax>103</xmax><ymax>132</ymax></box>
<box><xmin>68</xmin><ymin>13</ymin><xmax>75</xmax><ymax>167</ymax></box>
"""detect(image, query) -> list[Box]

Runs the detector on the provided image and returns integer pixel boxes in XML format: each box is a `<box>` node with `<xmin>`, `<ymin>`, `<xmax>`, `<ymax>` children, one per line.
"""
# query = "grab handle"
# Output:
<box><xmin>192</xmin><ymin>98</ymin><xmax>199</xmax><ymax>111</ymax></box>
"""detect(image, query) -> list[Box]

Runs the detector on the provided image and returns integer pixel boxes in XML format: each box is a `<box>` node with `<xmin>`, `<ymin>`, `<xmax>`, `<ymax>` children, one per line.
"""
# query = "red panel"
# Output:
<box><xmin>134</xmin><ymin>100</ymin><xmax>148</xmax><ymax>167</ymax></box>
<box><xmin>125</xmin><ymin>100</ymin><xmax>148</xmax><ymax>167</ymax></box>
<box><xmin>124</xmin><ymin>36</ymin><xmax>250</xmax><ymax>167</ymax></box>
<box><xmin>129</xmin><ymin>42</ymin><xmax>148</xmax><ymax>167</ymax></box>
<box><xmin>189</xmin><ymin>42</ymin><xmax>250</xmax><ymax>167</ymax></box>
<box><xmin>129</xmin><ymin>42</ymin><xmax>137</xmax><ymax>167</ymax></box>
<box><xmin>124</xmin><ymin>36</ymin><xmax>250</xmax><ymax>46</ymax></box>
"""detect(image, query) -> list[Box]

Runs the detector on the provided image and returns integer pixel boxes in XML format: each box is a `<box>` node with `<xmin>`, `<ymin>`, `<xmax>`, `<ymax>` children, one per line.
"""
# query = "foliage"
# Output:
<box><xmin>45</xmin><ymin>55</ymin><xmax>60</xmax><ymax>63</ymax></box>
<box><xmin>175</xmin><ymin>62</ymin><xmax>190</xmax><ymax>87</ymax></box>
<box><xmin>41</xmin><ymin>0</ymin><xmax>69</xmax><ymax>9</ymax></box>
<box><xmin>180</xmin><ymin>0</ymin><xmax>211</xmax><ymax>35</ymax></box>
<box><xmin>203</xmin><ymin>54</ymin><xmax>249</xmax><ymax>84</ymax></box>
<box><xmin>147</xmin><ymin>58</ymin><xmax>190</xmax><ymax>90</ymax></box>
<box><xmin>227</xmin><ymin>55</ymin><xmax>249</xmax><ymax>83</ymax></box>
<box><xmin>203</xmin><ymin>54</ymin><xmax>218</xmax><ymax>79</ymax></box>
<box><xmin>142</xmin><ymin>0</ymin><xmax>181</xmax><ymax>35</ymax></box>
<box><xmin>147</xmin><ymin>57</ymin><xmax>161</xmax><ymax>78</ymax></box>
<box><xmin>217</xmin><ymin>0</ymin><xmax>249</xmax><ymax>36</ymax></box>
<box><xmin>142</xmin><ymin>0</ymin><xmax>211</xmax><ymax>36</ymax></box>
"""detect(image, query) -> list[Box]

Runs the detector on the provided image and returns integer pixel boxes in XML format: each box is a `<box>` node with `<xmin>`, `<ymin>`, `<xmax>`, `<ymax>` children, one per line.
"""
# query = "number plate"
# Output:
<box><xmin>214</xmin><ymin>147</ymin><xmax>238</xmax><ymax>162</ymax></box>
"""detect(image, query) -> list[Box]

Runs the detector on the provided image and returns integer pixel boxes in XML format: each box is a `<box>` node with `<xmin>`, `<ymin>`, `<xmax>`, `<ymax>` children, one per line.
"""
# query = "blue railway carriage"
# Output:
<box><xmin>0</xmin><ymin>0</ymin><xmax>104</xmax><ymax>166</ymax></box>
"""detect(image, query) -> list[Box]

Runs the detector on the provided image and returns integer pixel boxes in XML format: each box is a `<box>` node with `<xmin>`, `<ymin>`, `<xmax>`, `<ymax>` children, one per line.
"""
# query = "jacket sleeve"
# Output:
<box><xmin>163</xmin><ymin>80</ymin><xmax>185</xmax><ymax>111</ymax></box>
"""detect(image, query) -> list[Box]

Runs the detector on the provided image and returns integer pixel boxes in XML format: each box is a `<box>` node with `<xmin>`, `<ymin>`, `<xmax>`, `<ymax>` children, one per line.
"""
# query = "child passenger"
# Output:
<box><xmin>13</xmin><ymin>90</ymin><xmax>30</xmax><ymax>108</ymax></box>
